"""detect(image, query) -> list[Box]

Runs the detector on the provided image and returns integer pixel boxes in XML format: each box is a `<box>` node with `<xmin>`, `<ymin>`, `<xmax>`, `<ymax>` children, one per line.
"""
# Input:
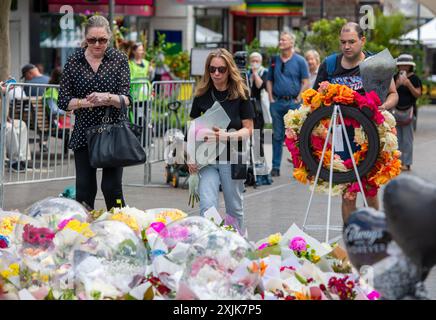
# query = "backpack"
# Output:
<box><xmin>325</xmin><ymin>51</ymin><xmax>375</xmax><ymax>81</ymax></box>
<box><xmin>269</xmin><ymin>55</ymin><xmax>279</xmax><ymax>84</ymax></box>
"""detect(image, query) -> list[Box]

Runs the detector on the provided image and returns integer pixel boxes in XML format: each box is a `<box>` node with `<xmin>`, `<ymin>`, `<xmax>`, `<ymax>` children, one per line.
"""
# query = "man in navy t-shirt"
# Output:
<box><xmin>21</xmin><ymin>63</ymin><xmax>50</xmax><ymax>96</ymax></box>
<box><xmin>313</xmin><ymin>22</ymin><xmax>398</xmax><ymax>224</ymax></box>
<box><xmin>266</xmin><ymin>31</ymin><xmax>309</xmax><ymax>177</ymax></box>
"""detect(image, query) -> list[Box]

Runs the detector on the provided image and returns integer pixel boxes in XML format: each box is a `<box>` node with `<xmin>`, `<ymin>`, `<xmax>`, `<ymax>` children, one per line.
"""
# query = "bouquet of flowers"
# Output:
<box><xmin>72</xmin><ymin>220</ymin><xmax>148</xmax><ymax>300</ymax></box>
<box><xmin>178</xmin><ymin>230</ymin><xmax>260</xmax><ymax>300</ymax></box>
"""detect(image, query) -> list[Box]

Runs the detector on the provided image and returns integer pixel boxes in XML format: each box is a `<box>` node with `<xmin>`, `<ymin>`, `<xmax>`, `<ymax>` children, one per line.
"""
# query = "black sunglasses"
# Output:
<box><xmin>86</xmin><ymin>37</ymin><xmax>109</xmax><ymax>45</ymax></box>
<box><xmin>209</xmin><ymin>66</ymin><xmax>227</xmax><ymax>74</ymax></box>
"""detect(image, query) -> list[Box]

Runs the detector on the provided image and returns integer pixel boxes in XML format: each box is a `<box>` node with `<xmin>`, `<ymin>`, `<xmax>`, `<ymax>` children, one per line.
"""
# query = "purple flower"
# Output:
<box><xmin>367</xmin><ymin>290</ymin><xmax>381</xmax><ymax>300</ymax></box>
<box><xmin>289</xmin><ymin>236</ymin><xmax>307</xmax><ymax>252</ymax></box>
<box><xmin>257</xmin><ymin>243</ymin><xmax>269</xmax><ymax>251</ymax></box>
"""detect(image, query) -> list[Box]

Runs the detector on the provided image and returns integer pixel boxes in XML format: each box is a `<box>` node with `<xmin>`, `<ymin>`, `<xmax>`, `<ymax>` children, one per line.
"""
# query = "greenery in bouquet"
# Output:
<box><xmin>289</xmin><ymin>236</ymin><xmax>321</xmax><ymax>264</ymax></box>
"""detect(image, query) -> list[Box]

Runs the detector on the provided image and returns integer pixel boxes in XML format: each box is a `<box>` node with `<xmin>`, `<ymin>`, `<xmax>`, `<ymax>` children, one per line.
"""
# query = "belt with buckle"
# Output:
<box><xmin>275</xmin><ymin>95</ymin><xmax>296</xmax><ymax>101</ymax></box>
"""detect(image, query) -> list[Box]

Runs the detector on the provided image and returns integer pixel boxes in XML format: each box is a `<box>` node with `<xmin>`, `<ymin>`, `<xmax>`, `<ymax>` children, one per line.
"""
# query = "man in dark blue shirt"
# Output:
<box><xmin>21</xmin><ymin>63</ymin><xmax>50</xmax><ymax>96</ymax></box>
<box><xmin>266</xmin><ymin>31</ymin><xmax>309</xmax><ymax>176</ymax></box>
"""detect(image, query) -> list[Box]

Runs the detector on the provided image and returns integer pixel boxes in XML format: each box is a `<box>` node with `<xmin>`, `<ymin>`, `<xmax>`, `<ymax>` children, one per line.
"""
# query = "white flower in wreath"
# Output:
<box><xmin>381</xmin><ymin>131</ymin><xmax>399</xmax><ymax>153</ymax></box>
<box><xmin>284</xmin><ymin>106</ymin><xmax>311</xmax><ymax>132</ymax></box>
<box><xmin>354</xmin><ymin>127</ymin><xmax>367</xmax><ymax>146</ymax></box>
<box><xmin>381</xmin><ymin>110</ymin><xmax>396</xmax><ymax>129</ymax></box>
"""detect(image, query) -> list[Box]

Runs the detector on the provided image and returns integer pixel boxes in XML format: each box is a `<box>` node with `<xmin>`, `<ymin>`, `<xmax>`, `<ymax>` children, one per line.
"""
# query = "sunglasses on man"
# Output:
<box><xmin>209</xmin><ymin>66</ymin><xmax>228</xmax><ymax>74</ymax></box>
<box><xmin>86</xmin><ymin>37</ymin><xmax>109</xmax><ymax>45</ymax></box>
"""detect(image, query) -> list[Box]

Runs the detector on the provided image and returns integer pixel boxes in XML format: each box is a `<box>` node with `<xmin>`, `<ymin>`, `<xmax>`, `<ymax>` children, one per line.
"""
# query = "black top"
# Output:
<box><xmin>58</xmin><ymin>47</ymin><xmax>132</xmax><ymax>150</ymax></box>
<box><xmin>394</xmin><ymin>73</ymin><xmax>422</xmax><ymax>110</ymax></box>
<box><xmin>190</xmin><ymin>87</ymin><xmax>255</xmax><ymax>161</ymax></box>
<box><xmin>314</xmin><ymin>53</ymin><xmax>367</xmax><ymax>94</ymax></box>
<box><xmin>248</xmin><ymin>69</ymin><xmax>268</xmax><ymax>100</ymax></box>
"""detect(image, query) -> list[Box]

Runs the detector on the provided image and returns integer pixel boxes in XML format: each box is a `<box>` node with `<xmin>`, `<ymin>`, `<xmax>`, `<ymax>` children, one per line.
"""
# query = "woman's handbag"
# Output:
<box><xmin>392</xmin><ymin>106</ymin><xmax>414</xmax><ymax>126</ymax></box>
<box><xmin>86</xmin><ymin>95</ymin><xmax>146</xmax><ymax>168</ymax></box>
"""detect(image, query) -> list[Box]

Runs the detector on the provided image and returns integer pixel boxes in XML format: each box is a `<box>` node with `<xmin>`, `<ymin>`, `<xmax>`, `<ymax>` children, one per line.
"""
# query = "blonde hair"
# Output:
<box><xmin>81</xmin><ymin>15</ymin><xmax>112</xmax><ymax>47</ymax></box>
<box><xmin>195</xmin><ymin>48</ymin><xmax>248</xmax><ymax>100</ymax></box>
<box><xmin>305</xmin><ymin>49</ymin><xmax>320</xmax><ymax>65</ymax></box>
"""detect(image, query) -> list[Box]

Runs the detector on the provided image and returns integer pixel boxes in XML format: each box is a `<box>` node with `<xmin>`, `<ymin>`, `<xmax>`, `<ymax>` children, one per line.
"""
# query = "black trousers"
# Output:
<box><xmin>74</xmin><ymin>147</ymin><xmax>125</xmax><ymax>210</ymax></box>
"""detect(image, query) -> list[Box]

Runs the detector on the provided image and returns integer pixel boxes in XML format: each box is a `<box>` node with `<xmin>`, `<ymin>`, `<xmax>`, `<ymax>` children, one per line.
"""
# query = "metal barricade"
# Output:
<box><xmin>0</xmin><ymin>83</ymin><xmax>75</xmax><ymax>207</ymax></box>
<box><xmin>131</xmin><ymin>80</ymin><xmax>195</xmax><ymax>185</ymax></box>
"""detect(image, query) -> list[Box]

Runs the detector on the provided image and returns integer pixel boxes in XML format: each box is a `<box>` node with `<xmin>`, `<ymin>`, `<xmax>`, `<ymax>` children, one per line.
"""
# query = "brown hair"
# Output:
<box><xmin>49</xmin><ymin>67</ymin><xmax>62</xmax><ymax>85</ymax></box>
<box><xmin>128</xmin><ymin>42</ymin><xmax>144</xmax><ymax>60</ymax></box>
<box><xmin>195</xmin><ymin>48</ymin><xmax>248</xmax><ymax>100</ymax></box>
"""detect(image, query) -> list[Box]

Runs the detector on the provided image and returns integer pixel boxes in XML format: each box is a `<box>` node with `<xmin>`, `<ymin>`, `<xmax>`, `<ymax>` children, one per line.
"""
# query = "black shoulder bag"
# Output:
<box><xmin>86</xmin><ymin>95</ymin><xmax>146</xmax><ymax>168</ymax></box>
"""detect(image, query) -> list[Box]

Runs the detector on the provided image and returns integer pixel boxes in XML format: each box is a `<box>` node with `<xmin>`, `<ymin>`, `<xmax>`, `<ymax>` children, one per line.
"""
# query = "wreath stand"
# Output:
<box><xmin>301</xmin><ymin>104</ymin><xmax>369</xmax><ymax>243</ymax></box>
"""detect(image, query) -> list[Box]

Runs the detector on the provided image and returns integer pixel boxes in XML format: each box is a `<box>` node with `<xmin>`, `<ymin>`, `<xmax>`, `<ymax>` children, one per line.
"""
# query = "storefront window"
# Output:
<box><xmin>195</xmin><ymin>8</ymin><xmax>226</xmax><ymax>47</ymax></box>
<box><xmin>258</xmin><ymin>17</ymin><xmax>282</xmax><ymax>48</ymax></box>
<box><xmin>34</xmin><ymin>14</ymin><xmax>150</xmax><ymax>75</ymax></box>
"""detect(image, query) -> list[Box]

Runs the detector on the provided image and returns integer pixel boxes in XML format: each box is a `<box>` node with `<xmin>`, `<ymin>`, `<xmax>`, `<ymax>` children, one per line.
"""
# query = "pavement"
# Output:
<box><xmin>2</xmin><ymin>105</ymin><xmax>436</xmax><ymax>299</ymax></box>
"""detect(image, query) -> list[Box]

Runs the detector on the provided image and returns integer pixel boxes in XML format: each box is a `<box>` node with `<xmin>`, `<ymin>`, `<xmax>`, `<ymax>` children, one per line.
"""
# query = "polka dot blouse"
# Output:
<box><xmin>58</xmin><ymin>47</ymin><xmax>133</xmax><ymax>151</ymax></box>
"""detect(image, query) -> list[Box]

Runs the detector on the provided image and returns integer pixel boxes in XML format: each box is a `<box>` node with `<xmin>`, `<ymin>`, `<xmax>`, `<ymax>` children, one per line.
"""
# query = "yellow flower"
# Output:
<box><xmin>312</xmin><ymin>255</ymin><xmax>321</xmax><ymax>263</ymax></box>
<box><xmin>267</xmin><ymin>233</ymin><xmax>282</xmax><ymax>245</ymax></box>
<box><xmin>110</xmin><ymin>213</ymin><xmax>139</xmax><ymax>232</ymax></box>
<box><xmin>156</xmin><ymin>209</ymin><xmax>187</xmax><ymax>222</ymax></box>
<box><xmin>65</xmin><ymin>220</ymin><xmax>95</xmax><ymax>237</ymax></box>
<box><xmin>0</xmin><ymin>216</ymin><xmax>19</xmax><ymax>236</ymax></box>
<box><xmin>0</xmin><ymin>263</ymin><xmax>19</xmax><ymax>279</ymax></box>
<box><xmin>155</xmin><ymin>216</ymin><xmax>167</xmax><ymax>224</ymax></box>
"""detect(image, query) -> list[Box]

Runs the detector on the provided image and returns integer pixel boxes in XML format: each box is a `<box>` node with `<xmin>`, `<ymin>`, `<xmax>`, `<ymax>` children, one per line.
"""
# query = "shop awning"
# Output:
<box><xmin>48</xmin><ymin>0</ymin><xmax>154</xmax><ymax>16</ymax></box>
<box><xmin>231</xmin><ymin>1</ymin><xmax>304</xmax><ymax>16</ymax></box>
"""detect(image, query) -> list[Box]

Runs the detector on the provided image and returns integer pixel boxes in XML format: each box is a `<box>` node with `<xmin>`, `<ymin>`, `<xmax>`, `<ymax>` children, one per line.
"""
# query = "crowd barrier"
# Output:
<box><xmin>0</xmin><ymin>80</ymin><xmax>195</xmax><ymax>207</ymax></box>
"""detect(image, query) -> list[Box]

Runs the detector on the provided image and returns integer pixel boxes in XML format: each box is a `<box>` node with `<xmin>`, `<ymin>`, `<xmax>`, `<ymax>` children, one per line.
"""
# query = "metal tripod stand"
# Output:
<box><xmin>302</xmin><ymin>104</ymin><xmax>369</xmax><ymax>243</ymax></box>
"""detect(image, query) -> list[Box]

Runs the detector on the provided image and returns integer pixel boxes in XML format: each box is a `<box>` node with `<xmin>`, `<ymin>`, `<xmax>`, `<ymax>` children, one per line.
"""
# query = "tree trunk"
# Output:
<box><xmin>0</xmin><ymin>0</ymin><xmax>12</xmax><ymax>81</ymax></box>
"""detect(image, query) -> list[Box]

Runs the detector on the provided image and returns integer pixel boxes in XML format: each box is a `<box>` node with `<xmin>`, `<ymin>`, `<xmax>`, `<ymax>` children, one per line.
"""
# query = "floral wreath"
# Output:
<box><xmin>284</xmin><ymin>81</ymin><xmax>402</xmax><ymax>199</ymax></box>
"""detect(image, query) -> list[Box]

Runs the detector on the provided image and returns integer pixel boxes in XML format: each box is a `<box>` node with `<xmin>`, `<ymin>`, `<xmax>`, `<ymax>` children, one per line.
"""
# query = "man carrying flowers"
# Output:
<box><xmin>312</xmin><ymin>22</ymin><xmax>398</xmax><ymax>223</ymax></box>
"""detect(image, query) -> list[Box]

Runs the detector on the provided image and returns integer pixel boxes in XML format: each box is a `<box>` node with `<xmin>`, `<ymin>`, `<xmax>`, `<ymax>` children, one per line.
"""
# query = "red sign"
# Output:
<box><xmin>48</xmin><ymin>0</ymin><xmax>153</xmax><ymax>5</ymax></box>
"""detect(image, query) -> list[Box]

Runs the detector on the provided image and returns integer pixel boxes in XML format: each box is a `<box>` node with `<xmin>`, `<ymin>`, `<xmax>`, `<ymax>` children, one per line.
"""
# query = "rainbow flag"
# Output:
<box><xmin>246</xmin><ymin>1</ymin><xmax>304</xmax><ymax>16</ymax></box>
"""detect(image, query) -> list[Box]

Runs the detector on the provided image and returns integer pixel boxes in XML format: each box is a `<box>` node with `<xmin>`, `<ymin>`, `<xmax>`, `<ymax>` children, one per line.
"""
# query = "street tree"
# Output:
<box><xmin>0</xmin><ymin>0</ymin><xmax>12</xmax><ymax>81</ymax></box>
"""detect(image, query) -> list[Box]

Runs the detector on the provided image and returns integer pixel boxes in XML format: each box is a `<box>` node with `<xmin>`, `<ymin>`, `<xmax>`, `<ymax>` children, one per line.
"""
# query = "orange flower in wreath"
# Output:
<box><xmin>293</xmin><ymin>165</ymin><xmax>309</xmax><ymax>184</ymax></box>
<box><xmin>333</xmin><ymin>85</ymin><xmax>355</xmax><ymax>105</ymax></box>
<box><xmin>302</xmin><ymin>88</ymin><xmax>318</xmax><ymax>106</ymax></box>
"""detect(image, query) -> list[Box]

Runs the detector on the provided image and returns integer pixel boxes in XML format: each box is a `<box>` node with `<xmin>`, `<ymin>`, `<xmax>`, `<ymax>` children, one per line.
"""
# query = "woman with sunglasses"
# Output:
<box><xmin>188</xmin><ymin>48</ymin><xmax>255</xmax><ymax>233</ymax></box>
<box><xmin>58</xmin><ymin>15</ymin><xmax>133</xmax><ymax>210</ymax></box>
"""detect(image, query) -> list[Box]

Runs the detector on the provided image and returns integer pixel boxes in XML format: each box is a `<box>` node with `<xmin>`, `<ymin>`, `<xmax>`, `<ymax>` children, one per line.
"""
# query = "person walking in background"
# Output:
<box><xmin>313</xmin><ymin>22</ymin><xmax>398</xmax><ymax>224</ymax></box>
<box><xmin>58</xmin><ymin>15</ymin><xmax>132</xmax><ymax>210</ymax></box>
<box><xmin>266</xmin><ymin>31</ymin><xmax>310</xmax><ymax>177</ymax></box>
<box><xmin>305</xmin><ymin>49</ymin><xmax>321</xmax><ymax>88</ymax></box>
<box><xmin>21</xmin><ymin>63</ymin><xmax>50</xmax><ymax>96</ymax></box>
<box><xmin>394</xmin><ymin>54</ymin><xmax>422</xmax><ymax>171</ymax></box>
<box><xmin>187</xmin><ymin>48</ymin><xmax>255</xmax><ymax>233</ymax></box>
<box><xmin>248</xmin><ymin>52</ymin><xmax>268</xmax><ymax>161</ymax></box>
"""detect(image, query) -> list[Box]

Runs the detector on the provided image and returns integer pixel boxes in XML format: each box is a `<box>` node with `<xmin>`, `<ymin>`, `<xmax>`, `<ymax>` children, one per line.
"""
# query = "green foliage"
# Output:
<box><xmin>165</xmin><ymin>51</ymin><xmax>191</xmax><ymax>80</ymax></box>
<box><xmin>305</xmin><ymin>17</ymin><xmax>348</xmax><ymax>60</ymax></box>
<box><xmin>245</xmin><ymin>38</ymin><xmax>261</xmax><ymax>56</ymax></box>
<box><xmin>146</xmin><ymin>32</ymin><xmax>176</xmax><ymax>67</ymax></box>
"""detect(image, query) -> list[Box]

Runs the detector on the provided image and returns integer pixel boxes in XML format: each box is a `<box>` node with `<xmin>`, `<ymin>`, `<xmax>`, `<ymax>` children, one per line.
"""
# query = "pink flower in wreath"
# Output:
<box><xmin>289</xmin><ymin>236</ymin><xmax>307</xmax><ymax>252</ymax></box>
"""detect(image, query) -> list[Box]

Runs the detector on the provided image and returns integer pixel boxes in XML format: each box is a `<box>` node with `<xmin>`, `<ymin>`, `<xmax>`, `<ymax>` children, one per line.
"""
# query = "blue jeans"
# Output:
<box><xmin>198</xmin><ymin>164</ymin><xmax>245</xmax><ymax>230</ymax></box>
<box><xmin>270</xmin><ymin>100</ymin><xmax>299</xmax><ymax>170</ymax></box>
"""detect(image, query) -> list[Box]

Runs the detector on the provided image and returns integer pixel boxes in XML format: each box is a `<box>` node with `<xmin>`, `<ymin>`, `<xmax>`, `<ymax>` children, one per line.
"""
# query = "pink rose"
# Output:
<box><xmin>257</xmin><ymin>243</ymin><xmax>269</xmax><ymax>251</ymax></box>
<box><xmin>367</xmin><ymin>290</ymin><xmax>381</xmax><ymax>300</ymax></box>
<box><xmin>289</xmin><ymin>236</ymin><xmax>307</xmax><ymax>252</ymax></box>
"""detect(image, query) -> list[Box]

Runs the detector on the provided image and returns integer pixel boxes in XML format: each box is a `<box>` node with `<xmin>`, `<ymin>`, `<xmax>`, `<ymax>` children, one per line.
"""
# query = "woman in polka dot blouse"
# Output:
<box><xmin>58</xmin><ymin>15</ymin><xmax>133</xmax><ymax>210</ymax></box>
